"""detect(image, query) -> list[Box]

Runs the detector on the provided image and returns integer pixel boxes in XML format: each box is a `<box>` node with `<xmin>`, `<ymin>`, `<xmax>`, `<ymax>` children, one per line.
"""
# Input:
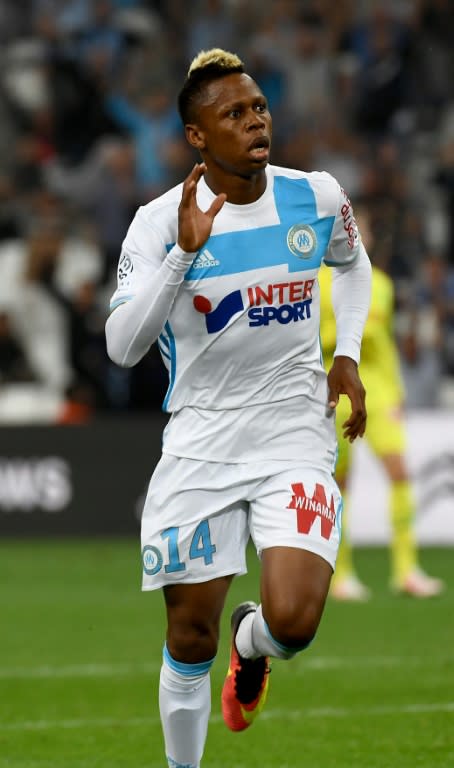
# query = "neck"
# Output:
<box><xmin>203</xmin><ymin>166</ymin><xmax>267</xmax><ymax>205</ymax></box>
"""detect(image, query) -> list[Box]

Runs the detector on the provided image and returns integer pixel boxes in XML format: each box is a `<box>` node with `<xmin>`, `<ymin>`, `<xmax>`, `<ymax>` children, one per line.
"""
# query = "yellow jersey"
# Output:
<box><xmin>319</xmin><ymin>263</ymin><xmax>404</xmax><ymax>409</ymax></box>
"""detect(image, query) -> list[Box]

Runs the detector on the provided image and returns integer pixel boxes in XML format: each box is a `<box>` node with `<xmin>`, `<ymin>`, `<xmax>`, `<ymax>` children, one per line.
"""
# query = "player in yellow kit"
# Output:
<box><xmin>319</xmin><ymin>207</ymin><xmax>444</xmax><ymax>599</ymax></box>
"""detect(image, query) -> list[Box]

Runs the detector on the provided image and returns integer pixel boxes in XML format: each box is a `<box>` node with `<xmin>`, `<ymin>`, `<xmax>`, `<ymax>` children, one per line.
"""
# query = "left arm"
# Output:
<box><xmin>321</xmin><ymin>179</ymin><xmax>372</xmax><ymax>439</ymax></box>
<box><xmin>328</xmin><ymin>242</ymin><xmax>372</xmax><ymax>441</ymax></box>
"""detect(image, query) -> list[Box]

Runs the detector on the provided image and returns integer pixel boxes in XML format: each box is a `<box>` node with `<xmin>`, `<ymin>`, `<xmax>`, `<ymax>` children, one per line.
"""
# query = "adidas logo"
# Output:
<box><xmin>192</xmin><ymin>249</ymin><xmax>220</xmax><ymax>269</ymax></box>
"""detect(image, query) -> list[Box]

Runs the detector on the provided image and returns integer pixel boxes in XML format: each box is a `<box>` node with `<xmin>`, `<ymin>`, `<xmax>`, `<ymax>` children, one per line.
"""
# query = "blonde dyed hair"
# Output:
<box><xmin>188</xmin><ymin>48</ymin><xmax>244</xmax><ymax>78</ymax></box>
<box><xmin>178</xmin><ymin>47</ymin><xmax>246</xmax><ymax>123</ymax></box>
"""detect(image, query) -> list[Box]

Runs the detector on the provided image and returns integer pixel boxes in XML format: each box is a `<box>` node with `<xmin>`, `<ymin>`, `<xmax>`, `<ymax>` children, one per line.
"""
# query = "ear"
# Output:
<box><xmin>185</xmin><ymin>124</ymin><xmax>206</xmax><ymax>151</ymax></box>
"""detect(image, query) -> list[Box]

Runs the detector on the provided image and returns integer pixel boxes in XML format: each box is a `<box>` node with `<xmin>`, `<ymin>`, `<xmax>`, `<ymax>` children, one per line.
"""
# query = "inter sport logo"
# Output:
<box><xmin>193</xmin><ymin>290</ymin><xmax>244</xmax><ymax>333</ymax></box>
<box><xmin>194</xmin><ymin>279</ymin><xmax>315</xmax><ymax>334</ymax></box>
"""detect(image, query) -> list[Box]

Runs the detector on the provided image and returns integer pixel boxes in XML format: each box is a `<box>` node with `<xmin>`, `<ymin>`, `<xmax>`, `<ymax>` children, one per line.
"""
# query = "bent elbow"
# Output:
<box><xmin>105</xmin><ymin>329</ymin><xmax>144</xmax><ymax>368</ymax></box>
<box><xmin>105</xmin><ymin>303</ymin><xmax>152</xmax><ymax>368</ymax></box>
<box><xmin>105</xmin><ymin>317</ymin><xmax>135</xmax><ymax>368</ymax></box>
<box><xmin>105</xmin><ymin>339</ymin><xmax>133</xmax><ymax>368</ymax></box>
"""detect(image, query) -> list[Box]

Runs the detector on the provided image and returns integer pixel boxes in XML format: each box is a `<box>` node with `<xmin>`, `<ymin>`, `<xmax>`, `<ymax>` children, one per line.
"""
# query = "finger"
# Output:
<box><xmin>342</xmin><ymin>387</ymin><xmax>366</xmax><ymax>432</ymax></box>
<box><xmin>185</xmin><ymin>163</ymin><xmax>198</xmax><ymax>182</ymax></box>
<box><xmin>342</xmin><ymin>411</ymin><xmax>365</xmax><ymax>433</ymax></box>
<box><xmin>191</xmin><ymin>162</ymin><xmax>206</xmax><ymax>183</ymax></box>
<box><xmin>181</xmin><ymin>164</ymin><xmax>206</xmax><ymax>202</ymax></box>
<box><xmin>206</xmin><ymin>192</ymin><xmax>227</xmax><ymax>219</ymax></box>
<box><xmin>344</xmin><ymin>387</ymin><xmax>365</xmax><ymax>411</ymax></box>
<box><xmin>180</xmin><ymin>178</ymin><xmax>197</xmax><ymax>207</ymax></box>
<box><xmin>342</xmin><ymin>408</ymin><xmax>366</xmax><ymax>431</ymax></box>
<box><xmin>188</xmin><ymin>162</ymin><xmax>206</xmax><ymax>179</ymax></box>
<box><xmin>342</xmin><ymin>411</ymin><xmax>367</xmax><ymax>441</ymax></box>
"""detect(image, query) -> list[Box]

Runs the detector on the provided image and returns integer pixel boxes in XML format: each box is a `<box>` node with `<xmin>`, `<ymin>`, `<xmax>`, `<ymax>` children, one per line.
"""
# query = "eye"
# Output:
<box><xmin>228</xmin><ymin>109</ymin><xmax>241</xmax><ymax>118</ymax></box>
<box><xmin>256</xmin><ymin>103</ymin><xmax>268</xmax><ymax>113</ymax></box>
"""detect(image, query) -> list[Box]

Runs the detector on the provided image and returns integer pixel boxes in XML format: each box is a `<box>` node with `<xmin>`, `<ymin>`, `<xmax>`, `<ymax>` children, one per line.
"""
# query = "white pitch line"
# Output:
<box><xmin>0</xmin><ymin>655</ymin><xmax>440</xmax><ymax>680</ymax></box>
<box><xmin>1</xmin><ymin>702</ymin><xmax>454</xmax><ymax>733</ymax></box>
<box><xmin>0</xmin><ymin>662</ymin><xmax>160</xmax><ymax>680</ymax></box>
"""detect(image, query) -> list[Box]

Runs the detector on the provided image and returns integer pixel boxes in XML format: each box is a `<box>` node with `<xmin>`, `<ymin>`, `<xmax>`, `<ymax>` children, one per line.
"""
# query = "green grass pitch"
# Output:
<box><xmin>1</xmin><ymin>539</ymin><xmax>453</xmax><ymax>767</ymax></box>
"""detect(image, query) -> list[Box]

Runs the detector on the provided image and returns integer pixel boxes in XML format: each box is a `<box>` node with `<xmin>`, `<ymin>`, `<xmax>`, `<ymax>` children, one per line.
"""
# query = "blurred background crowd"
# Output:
<box><xmin>0</xmin><ymin>0</ymin><xmax>453</xmax><ymax>423</ymax></box>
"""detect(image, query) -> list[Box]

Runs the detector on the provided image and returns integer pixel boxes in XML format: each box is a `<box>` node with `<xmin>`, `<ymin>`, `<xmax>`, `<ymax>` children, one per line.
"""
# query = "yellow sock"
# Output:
<box><xmin>389</xmin><ymin>480</ymin><xmax>418</xmax><ymax>586</ymax></box>
<box><xmin>332</xmin><ymin>492</ymin><xmax>356</xmax><ymax>584</ymax></box>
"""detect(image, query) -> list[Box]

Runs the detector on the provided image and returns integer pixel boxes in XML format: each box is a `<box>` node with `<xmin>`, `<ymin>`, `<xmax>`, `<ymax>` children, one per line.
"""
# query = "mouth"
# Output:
<box><xmin>248</xmin><ymin>136</ymin><xmax>270</xmax><ymax>160</ymax></box>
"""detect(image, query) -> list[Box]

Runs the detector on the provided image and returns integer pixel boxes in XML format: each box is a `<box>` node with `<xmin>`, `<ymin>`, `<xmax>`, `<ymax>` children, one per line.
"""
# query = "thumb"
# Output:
<box><xmin>328</xmin><ymin>387</ymin><xmax>339</xmax><ymax>410</ymax></box>
<box><xmin>207</xmin><ymin>193</ymin><xmax>227</xmax><ymax>220</ymax></box>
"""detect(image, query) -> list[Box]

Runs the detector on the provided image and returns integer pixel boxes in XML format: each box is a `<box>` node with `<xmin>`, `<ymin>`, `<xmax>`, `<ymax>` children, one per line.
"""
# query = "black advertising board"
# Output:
<box><xmin>0</xmin><ymin>415</ymin><xmax>169</xmax><ymax>536</ymax></box>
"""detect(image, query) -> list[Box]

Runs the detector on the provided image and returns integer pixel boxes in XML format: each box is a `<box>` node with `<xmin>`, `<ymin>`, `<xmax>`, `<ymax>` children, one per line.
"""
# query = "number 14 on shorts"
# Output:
<box><xmin>142</xmin><ymin>520</ymin><xmax>217</xmax><ymax>576</ymax></box>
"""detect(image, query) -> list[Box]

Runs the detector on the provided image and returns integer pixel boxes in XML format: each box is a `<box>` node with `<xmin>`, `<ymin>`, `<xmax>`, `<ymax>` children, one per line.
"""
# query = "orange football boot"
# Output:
<box><xmin>221</xmin><ymin>601</ymin><xmax>270</xmax><ymax>732</ymax></box>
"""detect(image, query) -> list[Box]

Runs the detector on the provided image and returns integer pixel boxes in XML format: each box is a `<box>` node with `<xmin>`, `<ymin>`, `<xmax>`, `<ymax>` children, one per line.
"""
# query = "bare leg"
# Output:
<box><xmin>160</xmin><ymin>576</ymin><xmax>233</xmax><ymax>767</ymax></box>
<box><xmin>235</xmin><ymin>547</ymin><xmax>333</xmax><ymax>660</ymax></box>
<box><xmin>260</xmin><ymin>547</ymin><xmax>332</xmax><ymax>649</ymax></box>
<box><xmin>164</xmin><ymin>575</ymin><xmax>233</xmax><ymax>662</ymax></box>
<box><xmin>222</xmin><ymin>548</ymin><xmax>333</xmax><ymax>735</ymax></box>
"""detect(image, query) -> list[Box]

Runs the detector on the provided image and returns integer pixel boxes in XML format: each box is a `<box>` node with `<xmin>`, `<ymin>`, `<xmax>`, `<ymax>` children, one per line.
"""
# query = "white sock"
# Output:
<box><xmin>159</xmin><ymin>646</ymin><xmax>214</xmax><ymax>768</ymax></box>
<box><xmin>235</xmin><ymin>604</ymin><xmax>299</xmax><ymax>660</ymax></box>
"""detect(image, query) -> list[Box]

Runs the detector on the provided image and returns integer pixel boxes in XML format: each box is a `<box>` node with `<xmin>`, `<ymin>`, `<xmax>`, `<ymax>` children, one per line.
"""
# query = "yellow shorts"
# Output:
<box><xmin>334</xmin><ymin>396</ymin><xmax>406</xmax><ymax>479</ymax></box>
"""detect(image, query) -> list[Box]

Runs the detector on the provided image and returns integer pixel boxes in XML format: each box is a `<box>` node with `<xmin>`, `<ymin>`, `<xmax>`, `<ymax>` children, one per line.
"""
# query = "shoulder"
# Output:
<box><xmin>137</xmin><ymin>182</ymin><xmax>184</xmax><ymax>226</ymax></box>
<box><xmin>268</xmin><ymin>164</ymin><xmax>336</xmax><ymax>184</ymax></box>
<box><xmin>128</xmin><ymin>182</ymin><xmax>184</xmax><ymax>245</ymax></box>
<box><xmin>306</xmin><ymin>170</ymin><xmax>343</xmax><ymax>213</ymax></box>
<box><xmin>268</xmin><ymin>165</ymin><xmax>341</xmax><ymax>212</ymax></box>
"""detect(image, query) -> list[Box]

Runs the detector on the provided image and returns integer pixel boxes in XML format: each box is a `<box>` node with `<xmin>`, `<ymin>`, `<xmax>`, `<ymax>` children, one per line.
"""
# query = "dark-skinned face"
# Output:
<box><xmin>186</xmin><ymin>73</ymin><xmax>272</xmax><ymax>180</ymax></box>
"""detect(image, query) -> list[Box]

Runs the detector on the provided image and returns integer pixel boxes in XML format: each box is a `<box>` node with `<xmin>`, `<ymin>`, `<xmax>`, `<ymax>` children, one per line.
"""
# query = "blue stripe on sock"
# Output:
<box><xmin>167</xmin><ymin>757</ymin><xmax>197</xmax><ymax>768</ymax></box>
<box><xmin>163</xmin><ymin>644</ymin><xmax>215</xmax><ymax>676</ymax></box>
<box><xmin>264</xmin><ymin>621</ymin><xmax>312</xmax><ymax>653</ymax></box>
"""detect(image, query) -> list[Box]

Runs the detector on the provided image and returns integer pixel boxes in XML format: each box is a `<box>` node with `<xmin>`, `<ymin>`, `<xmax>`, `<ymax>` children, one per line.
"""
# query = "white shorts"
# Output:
<box><xmin>141</xmin><ymin>455</ymin><xmax>342</xmax><ymax>590</ymax></box>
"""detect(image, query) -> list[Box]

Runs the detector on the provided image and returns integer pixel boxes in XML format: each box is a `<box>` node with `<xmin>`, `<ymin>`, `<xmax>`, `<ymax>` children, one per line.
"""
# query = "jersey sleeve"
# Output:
<box><xmin>109</xmin><ymin>207</ymin><xmax>167</xmax><ymax>312</ymax></box>
<box><xmin>324</xmin><ymin>183</ymin><xmax>360</xmax><ymax>267</ymax></box>
<box><xmin>318</xmin><ymin>265</ymin><xmax>337</xmax><ymax>366</ymax></box>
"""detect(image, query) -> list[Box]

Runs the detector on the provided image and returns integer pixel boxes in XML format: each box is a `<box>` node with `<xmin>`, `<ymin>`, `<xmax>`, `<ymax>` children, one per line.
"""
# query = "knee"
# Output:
<box><xmin>167</xmin><ymin>616</ymin><xmax>219</xmax><ymax>663</ymax></box>
<box><xmin>264</xmin><ymin>600</ymin><xmax>322</xmax><ymax>650</ymax></box>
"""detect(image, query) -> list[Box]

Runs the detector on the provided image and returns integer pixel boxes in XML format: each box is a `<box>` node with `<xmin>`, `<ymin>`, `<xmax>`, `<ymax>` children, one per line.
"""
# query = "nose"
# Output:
<box><xmin>246</xmin><ymin>109</ymin><xmax>266</xmax><ymax>131</ymax></box>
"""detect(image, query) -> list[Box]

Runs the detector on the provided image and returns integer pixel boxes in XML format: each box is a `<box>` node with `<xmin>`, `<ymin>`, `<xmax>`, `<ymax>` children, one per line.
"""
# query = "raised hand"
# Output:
<box><xmin>327</xmin><ymin>356</ymin><xmax>367</xmax><ymax>442</ymax></box>
<box><xmin>177</xmin><ymin>163</ymin><xmax>227</xmax><ymax>253</ymax></box>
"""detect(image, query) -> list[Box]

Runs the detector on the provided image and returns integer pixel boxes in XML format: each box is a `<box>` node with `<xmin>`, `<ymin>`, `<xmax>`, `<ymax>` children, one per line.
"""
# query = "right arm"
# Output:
<box><xmin>105</xmin><ymin>243</ymin><xmax>196</xmax><ymax>367</ymax></box>
<box><xmin>105</xmin><ymin>163</ymin><xmax>226</xmax><ymax>368</ymax></box>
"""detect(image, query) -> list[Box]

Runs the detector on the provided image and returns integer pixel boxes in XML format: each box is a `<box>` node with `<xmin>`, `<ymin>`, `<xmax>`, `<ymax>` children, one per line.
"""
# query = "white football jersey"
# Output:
<box><xmin>110</xmin><ymin>164</ymin><xmax>360</xmax><ymax>464</ymax></box>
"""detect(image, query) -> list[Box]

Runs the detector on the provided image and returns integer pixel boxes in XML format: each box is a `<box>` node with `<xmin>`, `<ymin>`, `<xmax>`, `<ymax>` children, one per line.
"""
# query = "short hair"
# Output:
<box><xmin>178</xmin><ymin>48</ymin><xmax>245</xmax><ymax>125</ymax></box>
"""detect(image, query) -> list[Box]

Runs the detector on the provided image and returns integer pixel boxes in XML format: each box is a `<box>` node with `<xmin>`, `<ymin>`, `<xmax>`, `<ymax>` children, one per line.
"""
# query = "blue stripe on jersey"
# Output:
<box><xmin>158</xmin><ymin>332</ymin><xmax>171</xmax><ymax>361</ymax></box>
<box><xmin>173</xmin><ymin>176</ymin><xmax>335</xmax><ymax>281</ymax></box>
<box><xmin>318</xmin><ymin>330</ymin><xmax>324</xmax><ymax>368</ymax></box>
<box><xmin>109</xmin><ymin>295</ymin><xmax>133</xmax><ymax>311</ymax></box>
<box><xmin>159</xmin><ymin>333</ymin><xmax>170</xmax><ymax>350</ymax></box>
<box><xmin>336</xmin><ymin>497</ymin><xmax>343</xmax><ymax>536</ymax></box>
<box><xmin>162</xmin><ymin>321</ymin><xmax>176</xmax><ymax>411</ymax></box>
<box><xmin>158</xmin><ymin>340</ymin><xmax>171</xmax><ymax>360</ymax></box>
